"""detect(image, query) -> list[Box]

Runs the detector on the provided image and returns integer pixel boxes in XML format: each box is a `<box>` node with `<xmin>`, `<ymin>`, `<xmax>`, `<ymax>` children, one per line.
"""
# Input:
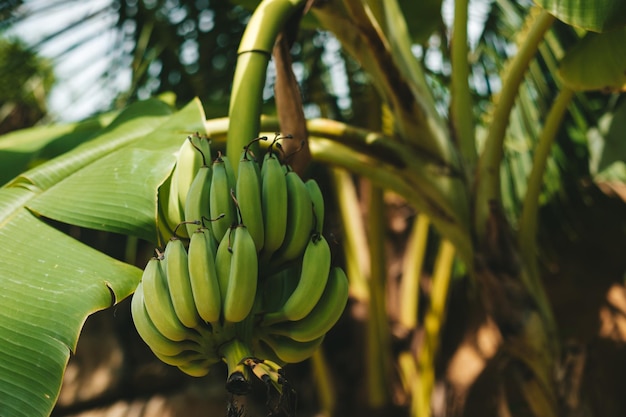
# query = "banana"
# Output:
<box><xmin>158</xmin><ymin>174</ymin><xmax>183</xmax><ymax>243</ymax></box>
<box><xmin>209</xmin><ymin>155</ymin><xmax>237</xmax><ymax>243</ymax></box>
<box><xmin>223</xmin><ymin>225</ymin><xmax>258</xmax><ymax>323</ymax></box>
<box><xmin>141</xmin><ymin>256</ymin><xmax>190</xmax><ymax>342</ymax></box>
<box><xmin>184</xmin><ymin>163</ymin><xmax>212</xmax><ymax>237</ymax></box>
<box><xmin>260</xmin><ymin>150</ymin><xmax>288</xmax><ymax>262</ymax></box>
<box><xmin>131</xmin><ymin>282</ymin><xmax>200</xmax><ymax>356</ymax></box>
<box><xmin>153</xmin><ymin>349</ymin><xmax>207</xmax><ymax>367</ymax></box>
<box><xmin>259</xmin><ymin>334</ymin><xmax>325</xmax><ymax>363</ymax></box>
<box><xmin>189</xmin><ymin>132</ymin><xmax>212</xmax><ymax>162</ymax></box>
<box><xmin>271</xmin><ymin>170</ymin><xmax>314</xmax><ymax>265</ymax></box>
<box><xmin>236</xmin><ymin>149</ymin><xmax>264</xmax><ymax>252</ymax></box>
<box><xmin>177</xmin><ymin>358</ymin><xmax>214</xmax><ymax>377</ymax></box>
<box><xmin>305</xmin><ymin>179</ymin><xmax>325</xmax><ymax>235</ymax></box>
<box><xmin>187</xmin><ymin>229</ymin><xmax>222</xmax><ymax>325</ymax></box>
<box><xmin>262</xmin><ymin>235</ymin><xmax>331</xmax><ymax>324</ymax></box>
<box><xmin>167</xmin><ymin>137</ymin><xmax>204</xmax><ymax>239</ymax></box>
<box><xmin>262</xmin><ymin>267</ymin><xmax>349</xmax><ymax>342</ymax></box>
<box><xmin>215</xmin><ymin>226</ymin><xmax>233</xmax><ymax>305</ymax></box>
<box><xmin>164</xmin><ymin>237</ymin><xmax>201</xmax><ymax>329</ymax></box>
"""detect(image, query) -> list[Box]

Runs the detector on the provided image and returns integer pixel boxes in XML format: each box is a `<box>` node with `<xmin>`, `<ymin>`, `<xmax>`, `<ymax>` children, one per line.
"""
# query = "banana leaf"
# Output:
<box><xmin>0</xmin><ymin>97</ymin><xmax>208</xmax><ymax>417</ymax></box>
<box><xmin>534</xmin><ymin>0</ymin><xmax>626</xmax><ymax>32</ymax></box>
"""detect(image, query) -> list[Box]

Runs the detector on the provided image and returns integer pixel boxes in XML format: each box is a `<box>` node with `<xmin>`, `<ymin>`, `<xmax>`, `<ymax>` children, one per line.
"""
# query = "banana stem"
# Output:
<box><xmin>225</xmin><ymin>0</ymin><xmax>305</xmax><ymax>174</ymax></box>
<box><xmin>311</xmin><ymin>348</ymin><xmax>336</xmax><ymax>416</ymax></box>
<box><xmin>474</xmin><ymin>8</ymin><xmax>555</xmax><ymax>243</ymax></box>
<box><xmin>414</xmin><ymin>239</ymin><xmax>455</xmax><ymax>417</ymax></box>
<box><xmin>450</xmin><ymin>0</ymin><xmax>476</xmax><ymax>174</ymax></box>
<box><xmin>398</xmin><ymin>214</ymin><xmax>430</xmax><ymax>330</ymax></box>
<box><xmin>365</xmin><ymin>184</ymin><xmax>391</xmax><ymax>408</ymax></box>
<box><xmin>330</xmin><ymin>168</ymin><xmax>370</xmax><ymax>302</ymax></box>
<box><xmin>220</xmin><ymin>338</ymin><xmax>254</xmax><ymax>395</ymax></box>
<box><xmin>517</xmin><ymin>87</ymin><xmax>574</xmax><ymax>347</ymax></box>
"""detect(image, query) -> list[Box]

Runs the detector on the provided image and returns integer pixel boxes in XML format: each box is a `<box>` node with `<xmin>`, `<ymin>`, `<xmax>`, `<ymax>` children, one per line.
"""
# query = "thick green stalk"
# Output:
<box><xmin>226</xmin><ymin>0</ymin><xmax>304</xmax><ymax>174</ymax></box>
<box><xmin>474</xmin><ymin>8</ymin><xmax>555</xmax><ymax>242</ymax></box>
<box><xmin>450</xmin><ymin>0</ymin><xmax>476</xmax><ymax>174</ymax></box>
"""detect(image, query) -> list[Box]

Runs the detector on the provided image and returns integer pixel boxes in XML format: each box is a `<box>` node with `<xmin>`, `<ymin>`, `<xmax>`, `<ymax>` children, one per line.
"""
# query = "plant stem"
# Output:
<box><xmin>414</xmin><ymin>239</ymin><xmax>455</xmax><ymax>417</ymax></box>
<box><xmin>225</xmin><ymin>0</ymin><xmax>305</xmax><ymax>175</ymax></box>
<box><xmin>365</xmin><ymin>184</ymin><xmax>391</xmax><ymax>408</ymax></box>
<box><xmin>399</xmin><ymin>214</ymin><xmax>430</xmax><ymax>330</ymax></box>
<box><xmin>518</xmin><ymin>86</ymin><xmax>574</xmax><ymax>300</ymax></box>
<box><xmin>474</xmin><ymin>8</ymin><xmax>555</xmax><ymax>242</ymax></box>
<box><xmin>450</xmin><ymin>0</ymin><xmax>476</xmax><ymax>174</ymax></box>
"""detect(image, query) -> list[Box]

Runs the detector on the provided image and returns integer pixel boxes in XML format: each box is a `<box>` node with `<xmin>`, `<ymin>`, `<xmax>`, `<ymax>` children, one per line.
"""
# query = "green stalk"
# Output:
<box><xmin>450</xmin><ymin>0</ymin><xmax>476</xmax><ymax>174</ymax></box>
<box><xmin>365</xmin><ymin>184</ymin><xmax>391</xmax><ymax>408</ymax></box>
<box><xmin>518</xmin><ymin>87</ymin><xmax>574</xmax><ymax>311</ymax></box>
<box><xmin>474</xmin><ymin>8</ymin><xmax>555</xmax><ymax>242</ymax></box>
<box><xmin>330</xmin><ymin>168</ymin><xmax>370</xmax><ymax>302</ymax></box>
<box><xmin>398</xmin><ymin>214</ymin><xmax>430</xmax><ymax>330</ymax></box>
<box><xmin>225</xmin><ymin>0</ymin><xmax>305</xmax><ymax>174</ymax></box>
<box><xmin>311</xmin><ymin>349</ymin><xmax>336</xmax><ymax>416</ymax></box>
<box><xmin>414</xmin><ymin>239</ymin><xmax>455</xmax><ymax>417</ymax></box>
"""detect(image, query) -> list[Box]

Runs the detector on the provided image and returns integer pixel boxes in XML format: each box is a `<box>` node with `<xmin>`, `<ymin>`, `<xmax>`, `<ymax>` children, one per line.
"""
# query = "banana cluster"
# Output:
<box><xmin>132</xmin><ymin>134</ymin><xmax>349</xmax><ymax>395</ymax></box>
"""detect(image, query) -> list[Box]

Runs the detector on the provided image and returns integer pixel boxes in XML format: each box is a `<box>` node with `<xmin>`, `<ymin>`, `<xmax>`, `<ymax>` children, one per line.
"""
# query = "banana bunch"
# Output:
<box><xmin>133</xmin><ymin>134</ymin><xmax>349</xmax><ymax>397</ymax></box>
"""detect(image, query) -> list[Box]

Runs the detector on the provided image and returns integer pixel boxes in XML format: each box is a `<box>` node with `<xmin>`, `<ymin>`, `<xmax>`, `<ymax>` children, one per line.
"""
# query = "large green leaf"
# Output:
<box><xmin>0</xmin><ymin>188</ymin><xmax>140</xmax><ymax>417</ymax></box>
<box><xmin>558</xmin><ymin>27</ymin><xmax>626</xmax><ymax>92</ymax></box>
<box><xmin>26</xmin><ymin>99</ymin><xmax>207</xmax><ymax>242</ymax></box>
<box><xmin>534</xmin><ymin>0</ymin><xmax>626</xmax><ymax>32</ymax></box>
<box><xmin>0</xmin><ymin>98</ymin><xmax>208</xmax><ymax>417</ymax></box>
<box><xmin>588</xmin><ymin>97</ymin><xmax>626</xmax><ymax>180</ymax></box>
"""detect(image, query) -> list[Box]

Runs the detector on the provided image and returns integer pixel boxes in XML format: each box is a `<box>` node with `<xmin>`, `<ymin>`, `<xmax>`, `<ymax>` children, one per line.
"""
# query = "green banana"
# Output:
<box><xmin>166</xmin><ymin>137</ymin><xmax>204</xmax><ymax>239</ymax></box>
<box><xmin>260</xmin><ymin>151</ymin><xmax>288</xmax><ymax>262</ymax></box>
<box><xmin>164</xmin><ymin>237</ymin><xmax>201</xmax><ymax>329</ymax></box>
<box><xmin>131</xmin><ymin>282</ymin><xmax>199</xmax><ymax>356</ymax></box>
<box><xmin>210</xmin><ymin>155</ymin><xmax>237</xmax><ymax>243</ymax></box>
<box><xmin>184</xmin><ymin>164</ymin><xmax>212</xmax><ymax>237</ymax></box>
<box><xmin>236</xmin><ymin>149</ymin><xmax>264</xmax><ymax>252</ymax></box>
<box><xmin>215</xmin><ymin>226</ymin><xmax>233</xmax><ymax>305</ymax></box>
<box><xmin>177</xmin><ymin>358</ymin><xmax>214</xmax><ymax>377</ymax></box>
<box><xmin>305</xmin><ymin>178</ymin><xmax>325</xmax><ymax>235</ymax></box>
<box><xmin>262</xmin><ymin>267</ymin><xmax>349</xmax><ymax>342</ymax></box>
<box><xmin>153</xmin><ymin>349</ymin><xmax>208</xmax><ymax>367</ymax></box>
<box><xmin>272</xmin><ymin>170</ymin><xmax>314</xmax><ymax>265</ymax></box>
<box><xmin>187</xmin><ymin>229</ymin><xmax>222</xmax><ymax>325</ymax></box>
<box><xmin>259</xmin><ymin>334</ymin><xmax>325</xmax><ymax>364</ymax></box>
<box><xmin>141</xmin><ymin>256</ymin><xmax>190</xmax><ymax>342</ymax></box>
<box><xmin>223</xmin><ymin>225</ymin><xmax>258</xmax><ymax>323</ymax></box>
<box><xmin>263</xmin><ymin>235</ymin><xmax>331</xmax><ymax>324</ymax></box>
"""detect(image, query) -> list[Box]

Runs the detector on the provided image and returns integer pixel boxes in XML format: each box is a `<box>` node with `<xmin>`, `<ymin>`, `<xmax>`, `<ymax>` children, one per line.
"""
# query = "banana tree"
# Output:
<box><xmin>1</xmin><ymin>0</ymin><xmax>625</xmax><ymax>416</ymax></box>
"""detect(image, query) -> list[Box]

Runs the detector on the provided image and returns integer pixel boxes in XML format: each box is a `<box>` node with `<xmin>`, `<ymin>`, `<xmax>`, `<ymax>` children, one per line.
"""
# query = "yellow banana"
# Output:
<box><xmin>131</xmin><ymin>282</ymin><xmax>200</xmax><ymax>356</ymax></box>
<box><xmin>260</xmin><ymin>150</ymin><xmax>288</xmax><ymax>263</ymax></box>
<box><xmin>164</xmin><ymin>237</ymin><xmax>201</xmax><ymax>329</ymax></box>
<box><xmin>209</xmin><ymin>155</ymin><xmax>237</xmax><ymax>243</ymax></box>
<box><xmin>272</xmin><ymin>170</ymin><xmax>314</xmax><ymax>265</ymax></box>
<box><xmin>263</xmin><ymin>235</ymin><xmax>331</xmax><ymax>324</ymax></box>
<box><xmin>187</xmin><ymin>229</ymin><xmax>222</xmax><ymax>325</ymax></box>
<box><xmin>259</xmin><ymin>334</ymin><xmax>324</xmax><ymax>364</ymax></box>
<box><xmin>262</xmin><ymin>266</ymin><xmax>349</xmax><ymax>342</ymax></box>
<box><xmin>141</xmin><ymin>256</ymin><xmax>190</xmax><ymax>342</ymax></box>
<box><xmin>305</xmin><ymin>178</ymin><xmax>325</xmax><ymax>235</ymax></box>
<box><xmin>223</xmin><ymin>225</ymin><xmax>258</xmax><ymax>323</ymax></box>
<box><xmin>236</xmin><ymin>149</ymin><xmax>264</xmax><ymax>252</ymax></box>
